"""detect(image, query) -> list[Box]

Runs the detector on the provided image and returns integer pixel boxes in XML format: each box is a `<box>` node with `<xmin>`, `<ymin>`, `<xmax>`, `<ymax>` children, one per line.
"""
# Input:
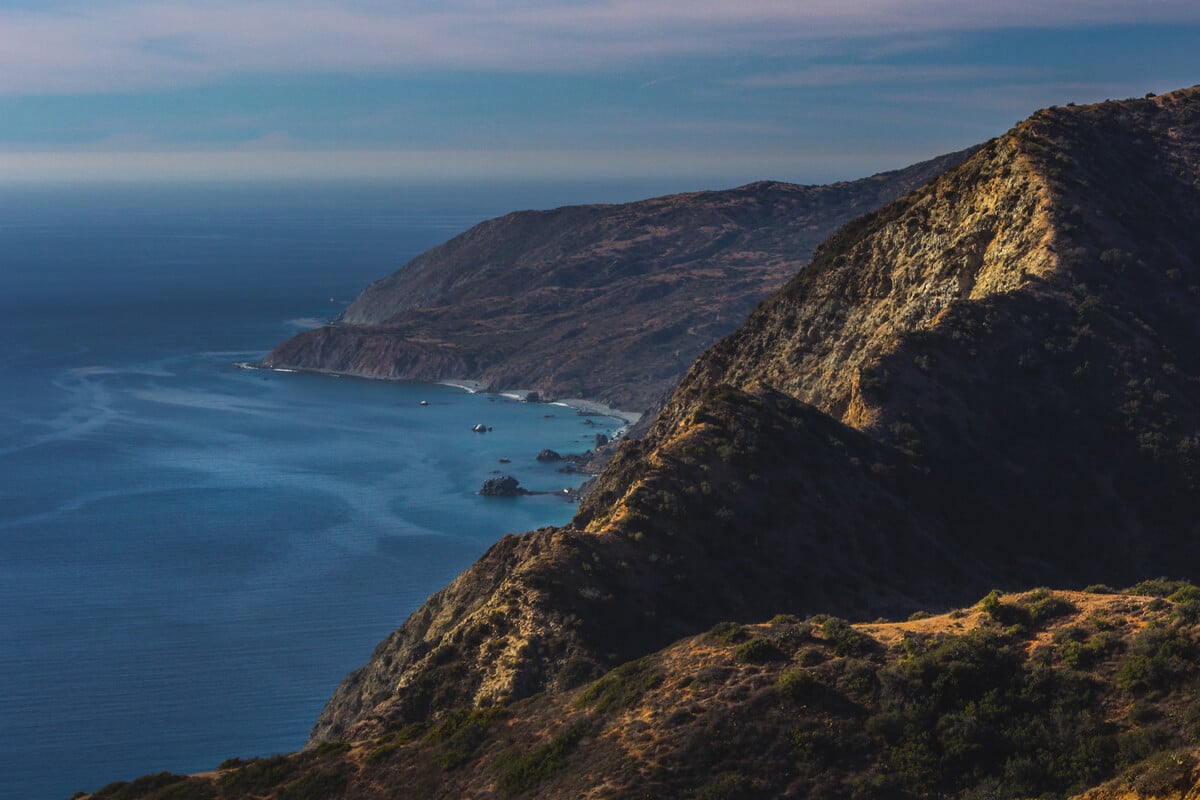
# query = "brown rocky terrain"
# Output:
<box><xmin>302</xmin><ymin>87</ymin><xmax>1200</xmax><ymax>750</ymax></box>
<box><xmin>90</xmin><ymin>86</ymin><xmax>1200</xmax><ymax>799</ymax></box>
<box><xmin>82</xmin><ymin>584</ymin><xmax>1200</xmax><ymax>799</ymax></box>
<box><xmin>263</xmin><ymin>150</ymin><xmax>973</xmax><ymax>412</ymax></box>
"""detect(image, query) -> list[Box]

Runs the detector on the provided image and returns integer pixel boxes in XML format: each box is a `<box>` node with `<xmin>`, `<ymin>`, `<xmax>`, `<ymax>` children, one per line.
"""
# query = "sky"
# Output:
<box><xmin>0</xmin><ymin>1</ymin><xmax>1197</xmax><ymax>188</ymax></box>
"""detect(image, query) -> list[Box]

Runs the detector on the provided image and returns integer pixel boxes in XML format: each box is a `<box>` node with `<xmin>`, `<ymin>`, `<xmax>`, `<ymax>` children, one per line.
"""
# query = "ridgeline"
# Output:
<box><xmin>90</xmin><ymin>86</ymin><xmax>1200</xmax><ymax>799</ymax></box>
<box><xmin>264</xmin><ymin>150</ymin><xmax>972</xmax><ymax>413</ymax></box>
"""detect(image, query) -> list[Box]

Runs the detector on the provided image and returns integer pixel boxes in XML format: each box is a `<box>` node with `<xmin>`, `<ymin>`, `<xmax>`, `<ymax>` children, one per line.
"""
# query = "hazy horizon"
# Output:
<box><xmin>1</xmin><ymin>2</ymin><xmax>1197</xmax><ymax>186</ymax></box>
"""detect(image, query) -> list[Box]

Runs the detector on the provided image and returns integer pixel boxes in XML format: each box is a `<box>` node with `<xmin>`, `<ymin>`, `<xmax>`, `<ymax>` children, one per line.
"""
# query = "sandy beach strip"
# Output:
<box><xmin>435</xmin><ymin>379</ymin><xmax>643</xmax><ymax>428</ymax></box>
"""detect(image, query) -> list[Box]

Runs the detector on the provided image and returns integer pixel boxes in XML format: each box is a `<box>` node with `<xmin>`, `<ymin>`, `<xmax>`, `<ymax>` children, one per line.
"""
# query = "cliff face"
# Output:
<box><xmin>92</xmin><ymin>86</ymin><xmax>1200</xmax><ymax>800</ymax></box>
<box><xmin>309</xmin><ymin>87</ymin><xmax>1200</xmax><ymax>747</ymax></box>
<box><xmin>264</xmin><ymin>151</ymin><xmax>973</xmax><ymax>411</ymax></box>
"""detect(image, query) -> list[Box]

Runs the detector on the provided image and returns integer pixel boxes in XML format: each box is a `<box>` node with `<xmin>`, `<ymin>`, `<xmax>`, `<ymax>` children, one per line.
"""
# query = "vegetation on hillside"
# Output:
<box><xmin>84</xmin><ymin>587</ymin><xmax>1200</xmax><ymax>799</ymax></box>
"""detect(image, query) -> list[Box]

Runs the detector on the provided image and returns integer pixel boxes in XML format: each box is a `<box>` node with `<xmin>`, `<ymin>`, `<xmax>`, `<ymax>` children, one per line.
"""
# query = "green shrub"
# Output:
<box><xmin>219</xmin><ymin>756</ymin><xmax>300</xmax><ymax>795</ymax></box>
<box><xmin>1116</xmin><ymin>727</ymin><xmax>1173</xmax><ymax>770</ymax></box>
<box><xmin>276</xmin><ymin>768</ymin><xmax>348</xmax><ymax>800</ymax></box>
<box><xmin>496</xmin><ymin>721</ymin><xmax>590</xmax><ymax>797</ymax></box>
<box><xmin>576</xmin><ymin>657</ymin><xmax>662</xmax><ymax>713</ymax></box>
<box><xmin>1127</xmin><ymin>578</ymin><xmax>1193</xmax><ymax>597</ymax></box>
<box><xmin>365</xmin><ymin>743</ymin><xmax>398</xmax><ymax>765</ymax></box>
<box><xmin>837</xmin><ymin>658</ymin><xmax>878</xmax><ymax>696</ymax></box>
<box><xmin>91</xmin><ymin>774</ymin><xmax>198</xmax><ymax>800</ymax></box>
<box><xmin>821</xmin><ymin>617</ymin><xmax>876</xmax><ymax>657</ymax></box>
<box><xmin>978</xmin><ymin>590</ymin><xmax>1034</xmax><ymax>630</ymax></box>
<box><xmin>427</xmin><ymin>706</ymin><xmax>511</xmax><ymax>770</ymax></box>
<box><xmin>867</xmin><ymin>629</ymin><xmax>1114</xmax><ymax>795</ymax></box>
<box><xmin>1058</xmin><ymin>631</ymin><xmax>1122</xmax><ymax>670</ymax></box>
<box><xmin>1168</xmin><ymin>584</ymin><xmax>1200</xmax><ymax>622</ymax></box>
<box><xmin>775</xmin><ymin>668</ymin><xmax>818</xmax><ymax>703</ymax></box>
<box><xmin>707</xmin><ymin>621</ymin><xmax>747</xmax><ymax>645</ymax></box>
<box><xmin>796</xmin><ymin>646</ymin><xmax>826</xmax><ymax>666</ymax></box>
<box><xmin>734</xmin><ymin>637</ymin><xmax>783</xmax><ymax>664</ymax></box>
<box><xmin>1116</xmin><ymin>622</ymin><xmax>1196</xmax><ymax>694</ymax></box>
<box><xmin>313</xmin><ymin>740</ymin><xmax>350</xmax><ymax>758</ymax></box>
<box><xmin>1018</xmin><ymin>588</ymin><xmax>1077</xmax><ymax>624</ymax></box>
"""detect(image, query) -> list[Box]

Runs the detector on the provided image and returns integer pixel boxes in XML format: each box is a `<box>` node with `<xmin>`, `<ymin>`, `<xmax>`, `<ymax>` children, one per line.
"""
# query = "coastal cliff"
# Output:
<box><xmin>307</xmin><ymin>87</ymin><xmax>1200</xmax><ymax>749</ymax></box>
<box><xmin>92</xmin><ymin>86</ymin><xmax>1200</xmax><ymax>799</ymax></box>
<box><xmin>264</xmin><ymin>151</ymin><xmax>972</xmax><ymax>412</ymax></box>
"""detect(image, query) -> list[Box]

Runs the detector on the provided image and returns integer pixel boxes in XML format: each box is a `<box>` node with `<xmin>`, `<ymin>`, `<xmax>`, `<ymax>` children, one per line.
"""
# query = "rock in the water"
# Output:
<box><xmin>536</xmin><ymin>449</ymin><xmax>562</xmax><ymax>462</ymax></box>
<box><xmin>479</xmin><ymin>475</ymin><xmax>529</xmax><ymax>497</ymax></box>
<box><xmin>594</xmin><ymin>433</ymin><xmax>609</xmax><ymax>448</ymax></box>
<box><xmin>472</xmin><ymin>423</ymin><xmax>488</xmax><ymax>432</ymax></box>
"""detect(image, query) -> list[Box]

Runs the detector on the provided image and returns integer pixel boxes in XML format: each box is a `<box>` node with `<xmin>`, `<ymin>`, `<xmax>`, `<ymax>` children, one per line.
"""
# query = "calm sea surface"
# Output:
<box><xmin>0</xmin><ymin>181</ymin><xmax>644</xmax><ymax>799</ymax></box>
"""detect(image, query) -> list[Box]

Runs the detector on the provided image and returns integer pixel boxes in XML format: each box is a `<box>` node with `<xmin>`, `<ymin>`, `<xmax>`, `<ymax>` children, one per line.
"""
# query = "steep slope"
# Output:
<box><xmin>307</xmin><ymin>86</ymin><xmax>1200</xmax><ymax>747</ymax></box>
<box><xmin>88</xmin><ymin>585</ymin><xmax>1200</xmax><ymax>799</ymax></box>
<box><xmin>264</xmin><ymin>150</ymin><xmax>972</xmax><ymax>411</ymax></box>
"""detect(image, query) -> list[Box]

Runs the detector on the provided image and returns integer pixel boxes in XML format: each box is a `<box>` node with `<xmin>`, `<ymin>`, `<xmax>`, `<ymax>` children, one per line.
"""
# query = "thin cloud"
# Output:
<box><xmin>0</xmin><ymin>144</ymin><xmax>945</xmax><ymax>185</ymax></box>
<box><xmin>1</xmin><ymin>1</ymin><xmax>1198</xmax><ymax>95</ymax></box>
<box><xmin>734</xmin><ymin>64</ymin><xmax>1040</xmax><ymax>89</ymax></box>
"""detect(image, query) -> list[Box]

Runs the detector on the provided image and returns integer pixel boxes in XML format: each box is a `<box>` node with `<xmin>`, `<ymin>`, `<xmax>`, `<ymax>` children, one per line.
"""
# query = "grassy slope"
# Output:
<box><xmin>84</xmin><ymin>584</ymin><xmax>1200</xmax><ymax>799</ymax></box>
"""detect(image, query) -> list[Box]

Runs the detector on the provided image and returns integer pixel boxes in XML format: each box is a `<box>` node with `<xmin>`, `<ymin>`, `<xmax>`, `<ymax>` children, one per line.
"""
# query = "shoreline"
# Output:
<box><xmin>243</xmin><ymin>362</ymin><xmax>644</xmax><ymax>430</ymax></box>
<box><xmin>436</xmin><ymin>380</ymin><xmax>643</xmax><ymax>432</ymax></box>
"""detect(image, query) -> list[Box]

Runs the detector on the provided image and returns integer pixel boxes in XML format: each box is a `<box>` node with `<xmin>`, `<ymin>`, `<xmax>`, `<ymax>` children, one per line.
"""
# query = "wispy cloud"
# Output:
<box><xmin>733</xmin><ymin>64</ymin><xmax>1039</xmax><ymax>89</ymax></box>
<box><xmin>1</xmin><ymin>1</ymin><xmax>1198</xmax><ymax>95</ymax></box>
<box><xmin>0</xmin><ymin>145</ymin><xmax>932</xmax><ymax>185</ymax></box>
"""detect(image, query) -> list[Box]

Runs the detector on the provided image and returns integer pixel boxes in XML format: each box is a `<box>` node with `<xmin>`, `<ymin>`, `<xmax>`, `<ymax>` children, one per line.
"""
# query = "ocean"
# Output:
<box><xmin>0</xmin><ymin>181</ymin><xmax>644</xmax><ymax>800</ymax></box>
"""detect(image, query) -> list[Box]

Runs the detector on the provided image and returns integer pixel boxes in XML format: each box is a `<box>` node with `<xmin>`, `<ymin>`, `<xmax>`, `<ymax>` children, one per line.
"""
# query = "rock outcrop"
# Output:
<box><xmin>479</xmin><ymin>476</ymin><xmax>528</xmax><ymax>497</ymax></box>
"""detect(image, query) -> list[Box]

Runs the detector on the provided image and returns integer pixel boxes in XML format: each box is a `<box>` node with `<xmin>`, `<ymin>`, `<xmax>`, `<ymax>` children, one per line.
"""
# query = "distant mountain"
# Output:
<box><xmin>96</xmin><ymin>86</ymin><xmax>1200</xmax><ymax>799</ymax></box>
<box><xmin>264</xmin><ymin>150</ymin><xmax>973</xmax><ymax>412</ymax></box>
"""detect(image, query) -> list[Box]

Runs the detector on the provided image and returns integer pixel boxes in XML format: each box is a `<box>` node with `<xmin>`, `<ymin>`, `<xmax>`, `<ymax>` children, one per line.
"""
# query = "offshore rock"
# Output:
<box><xmin>479</xmin><ymin>476</ymin><xmax>529</xmax><ymax>497</ymax></box>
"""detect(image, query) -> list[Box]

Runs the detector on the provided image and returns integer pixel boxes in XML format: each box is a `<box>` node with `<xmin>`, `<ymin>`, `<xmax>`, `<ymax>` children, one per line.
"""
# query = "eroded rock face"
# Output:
<box><xmin>264</xmin><ymin>150</ymin><xmax>975</xmax><ymax>412</ymax></box>
<box><xmin>311</xmin><ymin>88</ymin><xmax>1200</xmax><ymax>747</ymax></box>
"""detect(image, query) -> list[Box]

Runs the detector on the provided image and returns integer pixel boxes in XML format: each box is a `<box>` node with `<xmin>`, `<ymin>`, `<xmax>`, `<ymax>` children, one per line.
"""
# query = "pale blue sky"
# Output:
<box><xmin>0</xmin><ymin>1</ymin><xmax>1197</xmax><ymax>187</ymax></box>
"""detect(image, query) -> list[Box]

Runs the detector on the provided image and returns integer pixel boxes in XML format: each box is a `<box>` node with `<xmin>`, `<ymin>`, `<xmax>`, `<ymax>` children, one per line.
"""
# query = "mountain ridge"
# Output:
<box><xmin>85</xmin><ymin>85</ymin><xmax>1200</xmax><ymax>799</ymax></box>
<box><xmin>309</xmin><ymin>85</ymin><xmax>1200</xmax><ymax>747</ymax></box>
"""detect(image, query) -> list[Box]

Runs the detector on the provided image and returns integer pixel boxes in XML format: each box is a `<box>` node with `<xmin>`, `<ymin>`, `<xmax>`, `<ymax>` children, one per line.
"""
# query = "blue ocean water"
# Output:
<box><xmin>0</xmin><ymin>182</ymin><xmax>633</xmax><ymax>800</ymax></box>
